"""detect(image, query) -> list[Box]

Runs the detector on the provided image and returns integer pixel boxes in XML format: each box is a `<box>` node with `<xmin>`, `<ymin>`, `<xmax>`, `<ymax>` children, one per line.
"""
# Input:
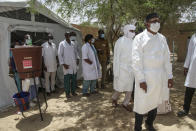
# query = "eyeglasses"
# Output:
<box><xmin>148</xmin><ymin>19</ymin><xmax>160</xmax><ymax>23</ymax></box>
<box><xmin>129</xmin><ymin>30</ymin><xmax>135</xmax><ymax>33</ymax></box>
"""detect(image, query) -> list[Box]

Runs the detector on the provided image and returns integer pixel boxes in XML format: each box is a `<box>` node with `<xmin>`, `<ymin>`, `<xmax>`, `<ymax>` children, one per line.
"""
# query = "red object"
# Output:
<box><xmin>11</xmin><ymin>47</ymin><xmax>42</xmax><ymax>79</ymax></box>
<box><xmin>23</xmin><ymin>60</ymin><xmax>32</xmax><ymax>69</ymax></box>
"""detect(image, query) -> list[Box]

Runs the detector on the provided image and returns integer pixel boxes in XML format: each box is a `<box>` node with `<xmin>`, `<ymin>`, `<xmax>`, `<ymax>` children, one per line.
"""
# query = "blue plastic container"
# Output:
<box><xmin>13</xmin><ymin>92</ymin><xmax>30</xmax><ymax>112</ymax></box>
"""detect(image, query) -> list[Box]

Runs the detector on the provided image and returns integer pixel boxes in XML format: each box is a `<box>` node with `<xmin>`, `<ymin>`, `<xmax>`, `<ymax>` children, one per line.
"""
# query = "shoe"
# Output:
<box><xmin>66</xmin><ymin>94</ymin><xmax>71</xmax><ymax>99</ymax></box>
<box><xmin>91</xmin><ymin>91</ymin><xmax>98</xmax><ymax>94</ymax></box>
<box><xmin>101</xmin><ymin>84</ymin><xmax>105</xmax><ymax>89</ymax></box>
<box><xmin>177</xmin><ymin>110</ymin><xmax>188</xmax><ymax>117</ymax></box>
<box><xmin>82</xmin><ymin>93</ymin><xmax>90</xmax><ymax>97</ymax></box>
<box><xmin>46</xmin><ymin>92</ymin><xmax>51</xmax><ymax>96</ymax></box>
<box><xmin>112</xmin><ymin>99</ymin><xmax>118</xmax><ymax>107</ymax></box>
<box><xmin>52</xmin><ymin>90</ymin><xmax>56</xmax><ymax>93</ymax></box>
<box><xmin>72</xmin><ymin>92</ymin><xmax>78</xmax><ymax>96</ymax></box>
<box><xmin>145</xmin><ymin>121</ymin><xmax>156</xmax><ymax>131</ymax></box>
<box><xmin>122</xmin><ymin>104</ymin><xmax>132</xmax><ymax>112</ymax></box>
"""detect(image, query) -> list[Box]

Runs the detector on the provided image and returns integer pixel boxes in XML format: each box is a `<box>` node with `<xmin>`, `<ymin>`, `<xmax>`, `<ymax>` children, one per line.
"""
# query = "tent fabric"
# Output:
<box><xmin>0</xmin><ymin>0</ymin><xmax>80</xmax><ymax>32</ymax></box>
<box><xmin>0</xmin><ymin>22</ymin><xmax>17</xmax><ymax>110</ymax></box>
<box><xmin>10</xmin><ymin>25</ymin><xmax>53</xmax><ymax>33</ymax></box>
<box><xmin>0</xmin><ymin>0</ymin><xmax>29</xmax><ymax>8</ymax></box>
<box><xmin>0</xmin><ymin>6</ymin><xmax>22</xmax><ymax>13</ymax></box>
<box><xmin>0</xmin><ymin>0</ymin><xmax>83</xmax><ymax>109</ymax></box>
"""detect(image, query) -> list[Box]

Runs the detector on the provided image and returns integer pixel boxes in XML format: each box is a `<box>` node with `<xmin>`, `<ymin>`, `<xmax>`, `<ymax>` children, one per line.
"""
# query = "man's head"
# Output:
<box><xmin>84</xmin><ymin>34</ymin><xmax>94</xmax><ymax>44</ymax></box>
<box><xmin>98</xmin><ymin>29</ymin><xmax>105</xmax><ymax>39</ymax></box>
<box><xmin>145</xmin><ymin>13</ymin><xmax>160</xmax><ymax>34</ymax></box>
<box><xmin>24</xmin><ymin>34</ymin><xmax>31</xmax><ymax>42</ymax></box>
<box><xmin>15</xmin><ymin>40</ymin><xmax>21</xmax><ymax>46</ymax></box>
<box><xmin>65</xmin><ymin>32</ymin><xmax>71</xmax><ymax>43</ymax></box>
<box><xmin>123</xmin><ymin>24</ymin><xmax>136</xmax><ymax>39</ymax></box>
<box><xmin>47</xmin><ymin>33</ymin><xmax>54</xmax><ymax>44</ymax></box>
<box><xmin>70</xmin><ymin>32</ymin><xmax>77</xmax><ymax>41</ymax></box>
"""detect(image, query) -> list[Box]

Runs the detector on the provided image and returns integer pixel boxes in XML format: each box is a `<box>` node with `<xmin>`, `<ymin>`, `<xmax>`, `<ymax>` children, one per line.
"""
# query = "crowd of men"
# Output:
<box><xmin>10</xmin><ymin>12</ymin><xmax>196</xmax><ymax>131</ymax></box>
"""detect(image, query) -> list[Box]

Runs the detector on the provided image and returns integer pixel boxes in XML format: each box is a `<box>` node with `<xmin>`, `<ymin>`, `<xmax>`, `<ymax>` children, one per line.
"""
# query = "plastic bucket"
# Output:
<box><xmin>13</xmin><ymin>92</ymin><xmax>30</xmax><ymax>112</ymax></box>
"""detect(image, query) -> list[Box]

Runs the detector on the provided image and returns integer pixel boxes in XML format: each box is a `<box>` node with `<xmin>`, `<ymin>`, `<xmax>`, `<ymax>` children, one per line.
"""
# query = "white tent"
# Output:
<box><xmin>0</xmin><ymin>0</ymin><xmax>83</xmax><ymax>110</ymax></box>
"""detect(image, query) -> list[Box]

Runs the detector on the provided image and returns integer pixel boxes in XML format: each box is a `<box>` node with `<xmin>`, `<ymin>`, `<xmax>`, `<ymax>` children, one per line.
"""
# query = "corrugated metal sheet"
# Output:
<box><xmin>0</xmin><ymin>6</ymin><xmax>22</xmax><ymax>13</ymax></box>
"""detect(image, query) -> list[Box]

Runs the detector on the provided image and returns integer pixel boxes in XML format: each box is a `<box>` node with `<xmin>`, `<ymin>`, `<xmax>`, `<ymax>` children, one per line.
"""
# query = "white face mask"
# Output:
<box><xmin>127</xmin><ymin>32</ymin><xmax>135</xmax><ymax>39</ymax></box>
<box><xmin>100</xmin><ymin>34</ymin><xmax>104</xmax><ymax>38</ymax></box>
<box><xmin>150</xmin><ymin>22</ymin><xmax>160</xmax><ymax>33</ymax></box>
<box><xmin>70</xmin><ymin>36</ymin><xmax>76</xmax><ymax>41</ymax></box>
<box><xmin>48</xmin><ymin>39</ymin><xmax>53</xmax><ymax>43</ymax></box>
<box><xmin>91</xmin><ymin>38</ymin><xmax>95</xmax><ymax>43</ymax></box>
<box><xmin>25</xmin><ymin>39</ymin><xmax>32</xmax><ymax>45</ymax></box>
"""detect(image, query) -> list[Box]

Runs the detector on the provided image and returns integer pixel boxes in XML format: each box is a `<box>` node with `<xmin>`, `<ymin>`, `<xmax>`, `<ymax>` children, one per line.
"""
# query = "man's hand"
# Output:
<box><xmin>184</xmin><ymin>68</ymin><xmax>188</xmax><ymax>76</ymax></box>
<box><xmin>57</xmin><ymin>63</ymin><xmax>60</xmax><ymax>68</ymax></box>
<box><xmin>107</xmin><ymin>56</ymin><xmax>110</xmax><ymax>65</ymax></box>
<box><xmin>140</xmin><ymin>82</ymin><xmax>147</xmax><ymax>93</ymax></box>
<box><xmin>43</xmin><ymin>66</ymin><xmax>47</xmax><ymax>71</ymax></box>
<box><xmin>63</xmin><ymin>64</ymin><xmax>69</xmax><ymax>69</ymax></box>
<box><xmin>168</xmin><ymin>79</ymin><xmax>173</xmax><ymax>88</ymax></box>
<box><xmin>84</xmin><ymin>59</ymin><xmax>92</xmax><ymax>65</ymax></box>
<box><xmin>77</xmin><ymin>59</ymin><xmax>79</xmax><ymax>65</ymax></box>
<box><xmin>87</xmin><ymin>60</ymin><xmax>92</xmax><ymax>65</ymax></box>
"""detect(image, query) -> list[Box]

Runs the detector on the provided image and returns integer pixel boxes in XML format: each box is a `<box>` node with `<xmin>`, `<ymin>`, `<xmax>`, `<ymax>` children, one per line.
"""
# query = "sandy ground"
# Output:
<box><xmin>0</xmin><ymin>62</ymin><xmax>195</xmax><ymax>131</ymax></box>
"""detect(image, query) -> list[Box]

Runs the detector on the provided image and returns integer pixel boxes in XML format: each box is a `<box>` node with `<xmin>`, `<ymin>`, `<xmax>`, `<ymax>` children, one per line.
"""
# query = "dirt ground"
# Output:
<box><xmin>0</xmin><ymin>62</ymin><xmax>195</xmax><ymax>131</ymax></box>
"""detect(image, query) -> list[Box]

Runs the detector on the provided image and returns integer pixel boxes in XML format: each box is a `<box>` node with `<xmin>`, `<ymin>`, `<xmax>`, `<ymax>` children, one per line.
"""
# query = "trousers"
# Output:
<box><xmin>101</xmin><ymin>61</ymin><xmax>107</xmax><ymax>87</ymax></box>
<box><xmin>44</xmin><ymin>71</ymin><xmax>56</xmax><ymax>93</ymax></box>
<box><xmin>134</xmin><ymin>108</ymin><xmax>157</xmax><ymax>131</ymax></box>
<box><xmin>112</xmin><ymin>91</ymin><xmax>131</xmax><ymax>106</ymax></box>
<box><xmin>183</xmin><ymin>87</ymin><xmax>195</xmax><ymax>112</ymax></box>
<box><xmin>64</xmin><ymin>74</ymin><xmax>77</xmax><ymax>95</ymax></box>
<box><xmin>82</xmin><ymin>80</ymin><xmax>97</xmax><ymax>94</ymax></box>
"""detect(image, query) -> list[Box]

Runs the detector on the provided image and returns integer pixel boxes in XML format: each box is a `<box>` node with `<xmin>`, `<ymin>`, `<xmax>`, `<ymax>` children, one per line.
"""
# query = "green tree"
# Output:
<box><xmin>34</xmin><ymin>0</ymin><xmax>196</xmax><ymax>51</ymax></box>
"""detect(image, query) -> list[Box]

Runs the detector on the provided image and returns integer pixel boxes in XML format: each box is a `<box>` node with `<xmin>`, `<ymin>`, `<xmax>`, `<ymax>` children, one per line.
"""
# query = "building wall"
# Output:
<box><xmin>162</xmin><ymin>22</ymin><xmax>196</xmax><ymax>62</ymax></box>
<box><xmin>72</xmin><ymin>24</ymin><xmax>99</xmax><ymax>41</ymax></box>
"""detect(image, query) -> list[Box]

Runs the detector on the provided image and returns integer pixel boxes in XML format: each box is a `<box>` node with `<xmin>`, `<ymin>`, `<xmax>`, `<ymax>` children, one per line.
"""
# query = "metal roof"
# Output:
<box><xmin>0</xmin><ymin>0</ymin><xmax>80</xmax><ymax>32</ymax></box>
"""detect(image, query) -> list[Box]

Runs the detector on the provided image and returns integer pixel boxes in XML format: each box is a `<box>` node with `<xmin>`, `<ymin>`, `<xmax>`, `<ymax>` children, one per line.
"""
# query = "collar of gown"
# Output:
<box><xmin>145</xmin><ymin>29</ymin><xmax>158</xmax><ymax>38</ymax></box>
<box><xmin>64</xmin><ymin>39</ymin><xmax>72</xmax><ymax>45</ymax></box>
<box><xmin>86</xmin><ymin>42</ymin><xmax>92</xmax><ymax>46</ymax></box>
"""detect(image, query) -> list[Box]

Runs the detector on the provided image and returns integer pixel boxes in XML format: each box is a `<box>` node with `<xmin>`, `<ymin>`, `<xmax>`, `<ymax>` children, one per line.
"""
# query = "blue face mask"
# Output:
<box><xmin>100</xmin><ymin>34</ymin><xmax>105</xmax><ymax>38</ymax></box>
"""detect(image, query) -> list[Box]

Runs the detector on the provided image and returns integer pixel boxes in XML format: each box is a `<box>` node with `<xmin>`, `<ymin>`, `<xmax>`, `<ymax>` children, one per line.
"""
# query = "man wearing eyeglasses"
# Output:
<box><xmin>132</xmin><ymin>13</ymin><xmax>173</xmax><ymax>131</ymax></box>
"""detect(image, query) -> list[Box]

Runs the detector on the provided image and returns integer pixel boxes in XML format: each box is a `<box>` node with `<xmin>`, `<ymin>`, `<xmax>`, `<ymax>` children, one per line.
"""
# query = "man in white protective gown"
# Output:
<box><xmin>112</xmin><ymin>24</ymin><xmax>136</xmax><ymax>112</ymax></box>
<box><xmin>177</xmin><ymin>33</ymin><xmax>196</xmax><ymax>117</ymax></box>
<box><xmin>132</xmin><ymin>13</ymin><xmax>173</xmax><ymax>131</ymax></box>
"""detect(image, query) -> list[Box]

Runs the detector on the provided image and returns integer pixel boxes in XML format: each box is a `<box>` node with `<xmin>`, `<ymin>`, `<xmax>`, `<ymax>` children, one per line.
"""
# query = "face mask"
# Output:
<box><xmin>70</xmin><ymin>36</ymin><xmax>76</xmax><ymax>41</ymax></box>
<box><xmin>127</xmin><ymin>32</ymin><xmax>135</xmax><ymax>39</ymax></box>
<box><xmin>27</xmin><ymin>35</ymin><xmax>31</xmax><ymax>39</ymax></box>
<box><xmin>91</xmin><ymin>38</ymin><xmax>95</xmax><ymax>43</ymax></box>
<box><xmin>26</xmin><ymin>39</ymin><xmax>32</xmax><ymax>45</ymax></box>
<box><xmin>100</xmin><ymin>34</ymin><xmax>104</xmax><ymax>38</ymax></box>
<box><xmin>48</xmin><ymin>39</ymin><xmax>53</xmax><ymax>43</ymax></box>
<box><xmin>150</xmin><ymin>22</ymin><xmax>160</xmax><ymax>33</ymax></box>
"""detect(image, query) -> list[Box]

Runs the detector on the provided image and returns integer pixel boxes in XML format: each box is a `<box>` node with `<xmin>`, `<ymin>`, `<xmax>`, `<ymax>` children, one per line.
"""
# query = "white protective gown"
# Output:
<box><xmin>184</xmin><ymin>33</ymin><xmax>196</xmax><ymax>88</ymax></box>
<box><xmin>42</xmin><ymin>42</ymin><xmax>57</xmax><ymax>72</ymax></box>
<box><xmin>82</xmin><ymin>43</ymin><xmax>102</xmax><ymax>80</ymax></box>
<box><xmin>132</xmin><ymin>29</ymin><xmax>173</xmax><ymax>114</ymax></box>
<box><xmin>113</xmin><ymin>36</ymin><xmax>134</xmax><ymax>92</ymax></box>
<box><xmin>58</xmin><ymin>40</ymin><xmax>77</xmax><ymax>75</ymax></box>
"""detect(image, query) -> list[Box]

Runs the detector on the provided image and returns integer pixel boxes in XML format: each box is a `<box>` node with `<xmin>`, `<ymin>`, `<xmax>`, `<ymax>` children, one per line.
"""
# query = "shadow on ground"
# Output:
<box><xmin>16</xmin><ymin>113</ymin><xmax>53</xmax><ymax>131</ymax></box>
